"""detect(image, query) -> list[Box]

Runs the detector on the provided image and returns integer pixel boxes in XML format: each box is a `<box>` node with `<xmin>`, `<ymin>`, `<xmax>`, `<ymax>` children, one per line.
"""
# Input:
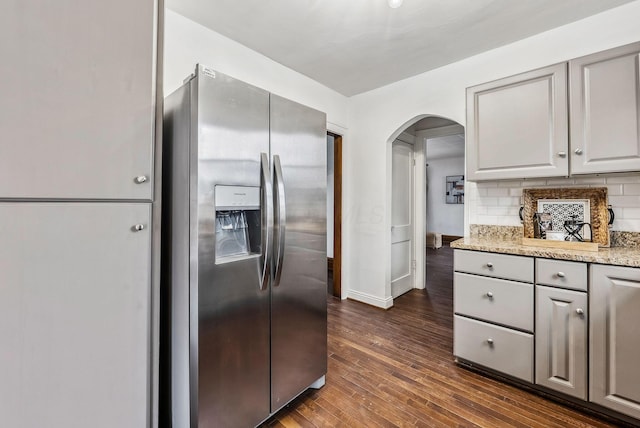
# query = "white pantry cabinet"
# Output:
<box><xmin>466</xmin><ymin>63</ymin><xmax>569</xmax><ymax>180</ymax></box>
<box><xmin>0</xmin><ymin>1</ymin><xmax>160</xmax><ymax>200</ymax></box>
<box><xmin>0</xmin><ymin>203</ymin><xmax>152</xmax><ymax>428</ymax></box>
<box><xmin>590</xmin><ymin>264</ymin><xmax>640</xmax><ymax>420</ymax></box>
<box><xmin>569</xmin><ymin>42</ymin><xmax>640</xmax><ymax>175</ymax></box>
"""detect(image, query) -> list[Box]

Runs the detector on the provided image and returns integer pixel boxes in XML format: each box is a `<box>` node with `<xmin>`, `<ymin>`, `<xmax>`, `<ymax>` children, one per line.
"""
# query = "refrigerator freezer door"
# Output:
<box><xmin>270</xmin><ymin>95</ymin><xmax>328</xmax><ymax>412</ymax></box>
<box><xmin>195</xmin><ymin>68</ymin><xmax>271</xmax><ymax>428</ymax></box>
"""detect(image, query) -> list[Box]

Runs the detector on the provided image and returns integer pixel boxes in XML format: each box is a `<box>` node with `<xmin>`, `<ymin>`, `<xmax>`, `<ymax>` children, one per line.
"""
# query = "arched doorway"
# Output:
<box><xmin>387</xmin><ymin>115</ymin><xmax>465</xmax><ymax>301</ymax></box>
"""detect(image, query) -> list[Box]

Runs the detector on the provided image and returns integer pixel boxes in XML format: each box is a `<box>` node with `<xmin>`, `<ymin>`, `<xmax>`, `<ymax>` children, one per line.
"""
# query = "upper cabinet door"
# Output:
<box><xmin>570</xmin><ymin>42</ymin><xmax>640</xmax><ymax>175</ymax></box>
<box><xmin>467</xmin><ymin>64</ymin><xmax>569</xmax><ymax>181</ymax></box>
<box><xmin>0</xmin><ymin>1</ymin><xmax>159</xmax><ymax>200</ymax></box>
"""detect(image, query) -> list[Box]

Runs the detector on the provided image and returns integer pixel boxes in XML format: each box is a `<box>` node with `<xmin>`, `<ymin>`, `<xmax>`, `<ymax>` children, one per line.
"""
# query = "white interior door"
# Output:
<box><xmin>391</xmin><ymin>140</ymin><xmax>414</xmax><ymax>298</ymax></box>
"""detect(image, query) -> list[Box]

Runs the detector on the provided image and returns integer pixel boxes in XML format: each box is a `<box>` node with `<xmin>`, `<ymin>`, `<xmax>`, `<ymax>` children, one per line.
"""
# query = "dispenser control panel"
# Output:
<box><xmin>215</xmin><ymin>185</ymin><xmax>260</xmax><ymax>210</ymax></box>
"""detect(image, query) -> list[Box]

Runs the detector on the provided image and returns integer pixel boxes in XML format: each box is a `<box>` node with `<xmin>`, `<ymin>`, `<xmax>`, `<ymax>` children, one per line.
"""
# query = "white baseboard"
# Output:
<box><xmin>347</xmin><ymin>289</ymin><xmax>394</xmax><ymax>309</ymax></box>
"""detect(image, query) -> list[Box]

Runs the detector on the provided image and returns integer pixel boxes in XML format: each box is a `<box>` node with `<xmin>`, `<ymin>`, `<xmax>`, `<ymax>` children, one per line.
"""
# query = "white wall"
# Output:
<box><xmin>426</xmin><ymin>156</ymin><xmax>465</xmax><ymax>236</ymax></box>
<box><xmin>327</xmin><ymin>135</ymin><xmax>334</xmax><ymax>258</ymax></box>
<box><xmin>345</xmin><ymin>1</ymin><xmax>640</xmax><ymax>308</ymax></box>
<box><xmin>164</xmin><ymin>10</ymin><xmax>349</xmax><ymax>130</ymax></box>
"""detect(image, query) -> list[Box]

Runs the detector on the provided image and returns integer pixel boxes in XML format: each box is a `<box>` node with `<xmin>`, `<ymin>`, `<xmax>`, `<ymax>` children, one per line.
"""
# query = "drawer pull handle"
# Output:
<box><xmin>487</xmin><ymin>338</ymin><xmax>494</xmax><ymax>346</ymax></box>
<box><xmin>486</xmin><ymin>292</ymin><xmax>494</xmax><ymax>299</ymax></box>
<box><xmin>486</xmin><ymin>262</ymin><xmax>494</xmax><ymax>268</ymax></box>
<box><xmin>576</xmin><ymin>308</ymin><xmax>584</xmax><ymax>316</ymax></box>
<box><xmin>132</xmin><ymin>224</ymin><xmax>145</xmax><ymax>232</ymax></box>
<box><xmin>134</xmin><ymin>175</ymin><xmax>148</xmax><ymax>184</ymax></box>
<box><xmin>557</xmin><ymin>272</ymin><xmax>566</xmax><ymax>278</ymax></box>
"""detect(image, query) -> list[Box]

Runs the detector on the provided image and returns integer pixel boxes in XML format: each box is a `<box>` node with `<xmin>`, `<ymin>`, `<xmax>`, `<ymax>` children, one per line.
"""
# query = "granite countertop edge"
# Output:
<box><xmin>450</xmin><ymin>238</ymin><xmax>640</xmax><ymax>268</ymax></box>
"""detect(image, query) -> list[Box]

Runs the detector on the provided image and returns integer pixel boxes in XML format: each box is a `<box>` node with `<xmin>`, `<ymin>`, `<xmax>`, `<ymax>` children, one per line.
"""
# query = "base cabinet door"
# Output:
<box><xmin>535</xmin><ymin>286</ymin><xmax>587</xmax><ymax>399</ymax></box>
<box><xmin>569</xmin><ymin>42</ymin><xmax>640</xmax><ymax>175</ymax></box>
<box><xmin>0</xmin><ymin>203</ymin><xmax>151</xmax><ymax>428</ymax></box>
<box><xmin>590</xmin><ymin>264</ymin><xmax>640</xmax><ymax>419</ymax></box>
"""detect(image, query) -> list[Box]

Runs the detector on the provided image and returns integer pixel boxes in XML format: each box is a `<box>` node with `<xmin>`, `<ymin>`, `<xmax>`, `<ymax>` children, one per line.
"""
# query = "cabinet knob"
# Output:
<box><xmin>134</xmin><ymin>175</ymin><xmax>148</xmax><ymax>184</ymax></box>
<box><xmin>486</xmin><ymin>291</ymin><xmax>494</xmax><ymax>299</ymax></box>
<box><xmin>487</xmin><ymin>338</ymin><xmax>494</xmax><ymax>346</ymax></box>
<box><xmin>574</xmin><ymin>148</ymin><xmax>583</xmax><ymax>155</ymax></box>
<box><xmin>576</xmin><ymin>308</ymin><xmax>584</xmax><ymax>316</ymax></box>
<box><xmin>556</xmin><ymin>272</ymin><xmax>565</xmax><ymax>278</ymax></box>
<box><xmin>132</xmin><ymin>224</ymin><xmax>145</xmax><ymax>232</ymax></box>
<box><xmin>486</xmin><ymin>262</ymin><xmax>494</xmax><ymax>268</ymax></box>
<box><xmin>558</xmin><ymin>151</ymin><xmax>567</xmax><ymax>158</ymax></box>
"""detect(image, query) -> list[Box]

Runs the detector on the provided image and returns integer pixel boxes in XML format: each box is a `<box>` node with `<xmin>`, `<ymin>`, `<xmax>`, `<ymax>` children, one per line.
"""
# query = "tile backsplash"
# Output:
<box><xmin>467</xmin><ymin>174</ymin><xmax>640</xmax><ymax>232</ymax></box>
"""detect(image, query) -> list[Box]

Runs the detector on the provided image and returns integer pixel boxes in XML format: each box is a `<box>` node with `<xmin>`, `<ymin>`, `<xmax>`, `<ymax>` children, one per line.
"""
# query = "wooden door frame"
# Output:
<box><xmin>329</xmin><ymin>132</ymin><xmax>342</xmax><ymax>298</ymax></box>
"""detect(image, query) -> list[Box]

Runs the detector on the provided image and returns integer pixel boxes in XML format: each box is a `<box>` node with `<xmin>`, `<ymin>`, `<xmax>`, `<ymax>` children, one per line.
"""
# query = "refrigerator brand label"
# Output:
<box><xmin>202</xmin><ymin>68</ymin><xmax>217</xmax><ymax>79</ymax></box>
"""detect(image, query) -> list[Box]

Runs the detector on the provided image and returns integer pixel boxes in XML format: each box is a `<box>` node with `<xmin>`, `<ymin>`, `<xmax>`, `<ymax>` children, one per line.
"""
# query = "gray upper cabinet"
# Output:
<box><xmin>569</xmin><ymin>42</ymin><xmax>640</xmax><ymax>175</ymax></box>
<box><xmin>0</xmin><ymin>1</ymin><xmax>159</xmax><ymax>200</ymax></box>
<box><xmin>0</xmin><ymin>203</ymin><xmax>151</xmax><ymax>428</ymax></box>
<box><xmin>466</xmin><ymin>63</ymin><xmax>569</xmax><ymax>180</ymax></box>
<box><xmin>590</xmin><ymin>264</ymin><xmax>640</xmax><ymax>420</ymax></box>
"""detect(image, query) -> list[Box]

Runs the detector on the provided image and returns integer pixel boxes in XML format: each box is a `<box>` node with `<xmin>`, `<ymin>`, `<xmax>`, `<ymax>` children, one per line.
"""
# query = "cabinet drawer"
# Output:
<box><xmin>454</xmin><ymin>250</ymin><xmax>533</xmax><ymax>283</ymax></box>
<box><xmin>454</xmin><ymin>315</ymin><xmax>533</xmax><ymax>383</ymax></box>
<box><xmin>454</xmin><ymin>273</ymin><xmax>533</xmax><ymax>331</ymax></box>
<box><xmin>536</xmin><ymin>259</ymin><xmax>587</xmax><ymax>291</ymax></box>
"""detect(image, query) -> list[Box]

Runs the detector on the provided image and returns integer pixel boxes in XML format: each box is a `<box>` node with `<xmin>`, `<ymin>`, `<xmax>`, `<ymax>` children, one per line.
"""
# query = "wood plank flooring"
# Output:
<box><xmin>261</xmin><ymin>245</ymin><xmax>620</xmax><ymax>427</ymax></box>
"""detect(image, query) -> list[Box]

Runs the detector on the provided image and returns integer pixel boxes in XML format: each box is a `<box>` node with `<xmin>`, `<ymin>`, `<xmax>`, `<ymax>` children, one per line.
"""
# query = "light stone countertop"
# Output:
<box><xmin>450</xmin><ymin>237</ymin><xmax>640</xmax><ymax>268</ymax></box>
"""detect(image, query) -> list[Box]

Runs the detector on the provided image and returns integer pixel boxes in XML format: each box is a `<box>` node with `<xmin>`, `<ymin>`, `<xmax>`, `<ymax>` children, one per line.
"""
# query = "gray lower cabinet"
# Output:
<box><xmin>466</xmin><ymin>63</ymin><xmax>569</xmax><ymax>180</ymax></box>
<box><xmin>0</xmin><ymin>203</ymin><xmax>151</xmax><ymax>428</ymax></box>
<box><xmin>569</xmin><ymin>42</ymin><xmax>640</xmax><ymax>175</ymax></box>
<box><xmin>0</xmin><ymin>1</ymin><xmax>160</xmax><ymax>200</ymax></box>
<box><xmin>535</xmin><ymin>285</ymin><xmax>587</xmax><ymax>400</ymax></box>
<box><xmin>590</xmin><ymin>264</ymin><xmax>640</xmax><ymax>419</ymax></box>
<box><xmin>453</xmin><ymin>250</ymin><xmax>534</xmax><ymax>382</ymax></box>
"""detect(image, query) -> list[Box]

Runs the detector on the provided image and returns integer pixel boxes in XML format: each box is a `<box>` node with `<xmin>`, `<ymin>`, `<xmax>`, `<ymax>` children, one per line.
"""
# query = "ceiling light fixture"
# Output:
<box><xmin>388</xmin><ymin>0</ymin><xmax>403</xmax><ymax>8</ymax></box>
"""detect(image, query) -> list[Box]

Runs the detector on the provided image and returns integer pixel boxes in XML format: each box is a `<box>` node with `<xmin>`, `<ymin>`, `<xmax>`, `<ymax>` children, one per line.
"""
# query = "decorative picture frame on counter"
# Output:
<box><xmin>522</xmin><ymin>187</ymin><xmax>610</xmax><ymax>247</ymax></box>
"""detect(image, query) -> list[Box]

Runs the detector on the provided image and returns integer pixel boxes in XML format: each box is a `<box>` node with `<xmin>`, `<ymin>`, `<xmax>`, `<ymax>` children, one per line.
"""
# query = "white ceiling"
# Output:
<box><xmin>426</xmin><ymin>134</ymin><xmax>465</xmax><ymax>161</ymax></box>
<box><xmin>166</xmin><ymin>0</ymin><xmax>634</xmax><ymax>96</ymax></box>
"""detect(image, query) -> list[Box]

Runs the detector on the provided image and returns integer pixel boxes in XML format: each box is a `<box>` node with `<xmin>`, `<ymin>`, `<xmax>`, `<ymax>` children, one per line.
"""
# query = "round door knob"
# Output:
<box><xmin>487</xmin><ymin>338</ymin><xmax>494</xmax><ymax>345</ymax></box>
<box><xmin>486</xmin><ymin>262</ymin><xmax>494</xmax><ymax>268</ymax></box>
<box><xmin>558</xmin><ymin>151</ymin><xmax>567</xmax><ymax>158</ymax></box>
<box><xmin>574</xmin><ymin>148</ymin><xmax>583</xmax><ymax>155</ymax></box>
<box><xmin>134</xmin><ymin>175</ymin><xmax>148</xmax><ymax>184</ymax></box>
<box><xmin>557</xmin><ymin>272</ymin><xmax>566</xmax><ymax>278</ymax></box>
<box><xmin>486</xmin><ymin>292</ymin><xmax>494</xmax><ymax>298</ymax></box>
<box><xmin>132</xmin><ymin>224</ymin><xmax>145</xmax><ymax>232</ymax></box>
<box><xmin>576</xmin><ymin>308</ymin><xmax>584</xmax><ymax>315</ymax></box>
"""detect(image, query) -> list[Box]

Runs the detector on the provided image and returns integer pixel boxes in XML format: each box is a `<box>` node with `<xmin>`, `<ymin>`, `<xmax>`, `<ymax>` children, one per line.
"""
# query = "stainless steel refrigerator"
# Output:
<box><xmin>161</xmin><ymin>65</ymin><xmax>327</xmax><ymax>428</ymax></box>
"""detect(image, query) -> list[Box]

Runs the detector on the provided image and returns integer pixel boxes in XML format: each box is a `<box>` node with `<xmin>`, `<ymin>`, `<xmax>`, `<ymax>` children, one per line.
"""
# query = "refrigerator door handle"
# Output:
<box><xmin>260</xmin><ymin>152</ymin><xmax>273</xmax><ymax>291</ymax></box>
<box><xmin>273</xmin><ymin>154</ymin><xmax>286</xmax><ymax>287</ymax></box>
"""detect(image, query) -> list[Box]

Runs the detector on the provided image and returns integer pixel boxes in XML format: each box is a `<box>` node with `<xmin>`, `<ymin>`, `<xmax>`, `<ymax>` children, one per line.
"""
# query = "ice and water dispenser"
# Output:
<box><xmin>214</xmin><ymin>185</ymin><xmax>262</xmax><ymax>263</ymax></box>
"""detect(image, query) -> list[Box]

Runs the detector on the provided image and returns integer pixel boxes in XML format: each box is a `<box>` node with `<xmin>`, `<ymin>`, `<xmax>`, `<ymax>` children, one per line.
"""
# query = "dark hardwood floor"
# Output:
<box><xmin>262</xmin><ymin>245</ymin><xmax>618</xmax><ymax>427</ymax></box>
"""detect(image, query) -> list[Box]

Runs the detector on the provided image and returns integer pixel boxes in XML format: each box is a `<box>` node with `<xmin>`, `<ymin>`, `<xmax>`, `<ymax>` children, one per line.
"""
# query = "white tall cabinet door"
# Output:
<box><xmin>0</xmin><ymin>203</ymin><xmax>151</xmax><ymax>428</ymax></box>
<box><xmin>391</xmin><ymin>140</ymin><xmax>414</xmax><ymax>298</ymax></box>
<box><xmin>590</xmin><ymin>264</ymin><xmax>640</xmax><ymax>419</ymax></box>
<box><xmin>0</xmin><ymin>1</ymin><xmax>159</xmax><ymax>199</ymax></box>
<box><xmin>570</xmin><ymin>43</ymin><xmax>640</xmax><ymax>175</ymax></box>
<box><xmin>466</xmin><ymin>63</ymin><xmax>569</xmax><ymax>180</ymax></box>
<box><xmin>535</xmin><ymin>286</ymin><xmax>587</xmax><ymax>400</ymax></box>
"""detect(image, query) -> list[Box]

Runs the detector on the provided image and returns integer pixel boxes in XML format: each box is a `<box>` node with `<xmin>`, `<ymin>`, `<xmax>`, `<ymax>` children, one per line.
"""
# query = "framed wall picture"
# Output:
<box><xmin>446</xmin><ymin>175</ymin><xmax>464</xmax><ymax>204</ymax></box>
